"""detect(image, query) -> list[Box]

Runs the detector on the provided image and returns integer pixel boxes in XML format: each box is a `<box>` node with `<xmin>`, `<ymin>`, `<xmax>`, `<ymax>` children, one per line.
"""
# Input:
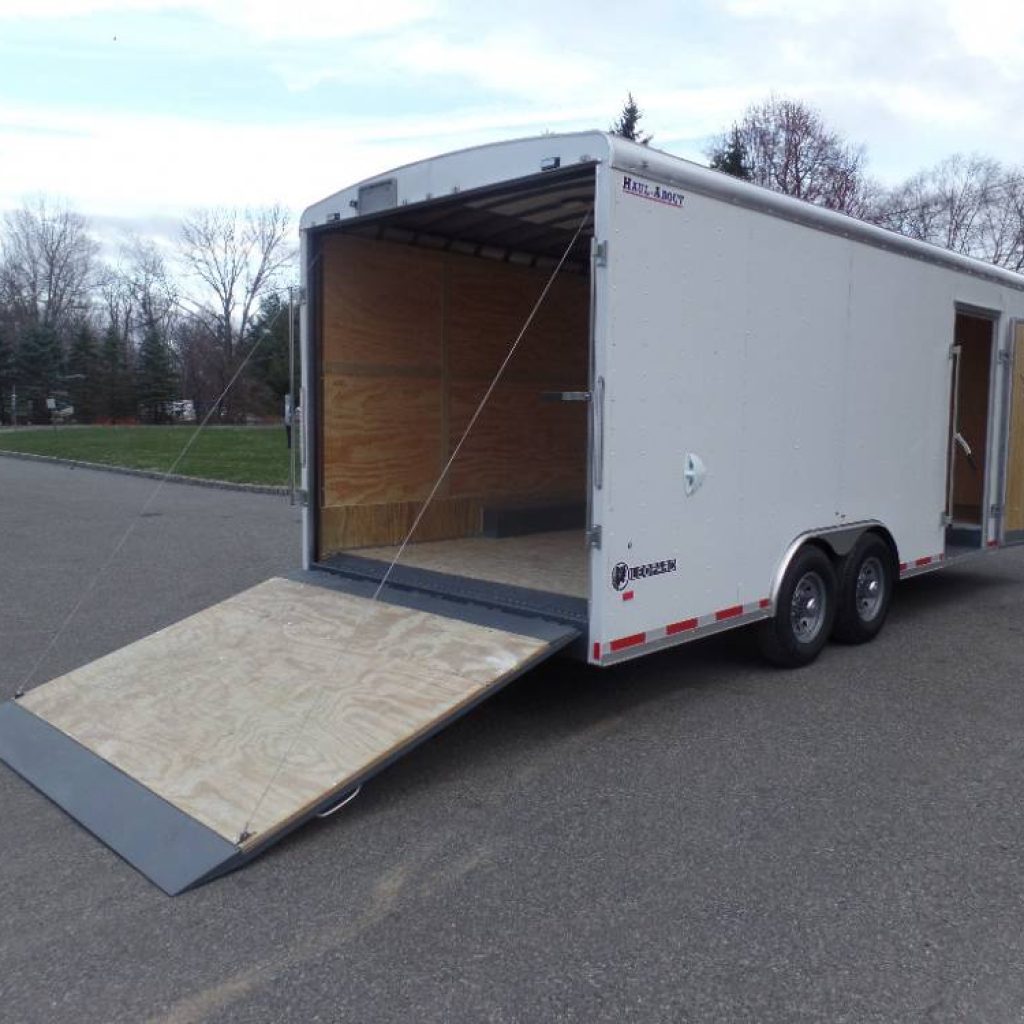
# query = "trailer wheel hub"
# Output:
<box><xmin>790</xmin><ymin>571</ymin><xmax>827</xmax><ymax>643</ymax></box>
<box><xmin>855</xmin><ymin>556</ymin><xmax>885</xmax><ymax>622</ymax></box>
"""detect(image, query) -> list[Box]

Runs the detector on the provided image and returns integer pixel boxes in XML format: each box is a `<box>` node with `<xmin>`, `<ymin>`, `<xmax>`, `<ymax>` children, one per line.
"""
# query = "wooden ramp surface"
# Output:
<box><xmin>1</xmin><ymin>576</ymin><xmax>576</xmax><ymax>892</ymax></box>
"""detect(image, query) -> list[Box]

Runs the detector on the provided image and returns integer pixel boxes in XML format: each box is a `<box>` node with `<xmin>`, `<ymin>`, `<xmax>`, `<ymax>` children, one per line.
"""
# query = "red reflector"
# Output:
<box><xmin>666</xmin><ymin>617</ymin><xmax>698</xmax><ymax>635</ymax></box>
<box><xmin>915</xmin><ymin>556</ymin><xmax>932</xmax><ymax>567</ymax></box>
<box><xmin>758</xmin><ymin>598</ymin><xmax>771</xmax><ymax>609</ymax></box>
<box><xmin>715</xmin><ymin>605</ymin><xmax>744</xmax><ymax>621</ymax></box>
<box><xmin>988</xmin><ymin>540</ymin><xmax>999</xmax><ymax>548</ymax></box>
<box><xmin>610</xmin><ymin>632</ymin><xmax>646</xmax><ymax>652</ymax></box>
<box><xmin>622</xmin><ymin>591</ymin><xmax>634</xmax><ymax>601</ymax></box>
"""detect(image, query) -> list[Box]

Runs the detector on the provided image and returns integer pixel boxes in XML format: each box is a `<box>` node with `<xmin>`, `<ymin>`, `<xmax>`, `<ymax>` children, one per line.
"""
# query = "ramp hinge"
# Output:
<box><xmin>942</xmin><ymin>512</ymin><xmax>953</xmax><ymax>527</ymax></box>
<box><xmin>990</xmin><ymin>503</ymin><xmax>1004</xmax><ymax>519</ymax></box>
<box><xmin>587</xmin><ymin>524</ymin><xmax>602</xmax><ymax>549</ymax></box>
<box><xmin>593</xmin><ymin>240</ymin><xmax>608</xmax><ymax>267</ymax></box>
<box><xmin>998</xmin><ymin>349</ymin><xmax>1012</xmax><ymax>365</ymax></box>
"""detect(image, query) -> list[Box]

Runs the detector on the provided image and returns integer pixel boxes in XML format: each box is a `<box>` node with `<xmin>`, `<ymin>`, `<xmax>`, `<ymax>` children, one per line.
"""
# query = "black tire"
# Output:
<box><xmin>757</xmin><ymin>545</ymin><xmax>837</xmax><ymax>667</ymax></box>
<box><xmin>832</xmin><ymin>534</ymin><xmax>894</xmax><ymax>644</ymax></box>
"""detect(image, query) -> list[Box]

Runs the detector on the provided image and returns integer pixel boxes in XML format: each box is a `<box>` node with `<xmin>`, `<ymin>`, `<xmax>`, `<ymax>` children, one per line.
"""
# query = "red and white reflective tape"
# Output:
<box><xmin>593</xmin><ymin>598</ymin><xmax>772</xmax><ymax>663</ymax></box>
<box><xmin>898</xmin><ymin>553</ymin><xmax>945</xmax><ymax>579</ymax></box>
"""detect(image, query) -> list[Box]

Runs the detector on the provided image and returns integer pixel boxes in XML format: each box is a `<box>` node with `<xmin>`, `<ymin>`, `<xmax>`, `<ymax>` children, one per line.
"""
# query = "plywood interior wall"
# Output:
<box><xmin>951</xmin><ymin>314</ymin><xmax>993</xmax><ymax>524</ymax></box>
<box><xmin>319</xmin><ymin>233</ymin><xmax>589</xmax><ymax>554</ymax></box>
<box><xmin>1005</xmin><ymin>322</ymin><xmax>1024</xmax><ymax>533</ymax></box>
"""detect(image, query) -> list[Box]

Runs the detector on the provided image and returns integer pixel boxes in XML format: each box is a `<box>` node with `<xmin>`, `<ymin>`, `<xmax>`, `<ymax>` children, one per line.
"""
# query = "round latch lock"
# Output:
<box><xmin>684</xmin><ymin>452</ymin><xmax>706</xmax><ymax>496</ymax></box>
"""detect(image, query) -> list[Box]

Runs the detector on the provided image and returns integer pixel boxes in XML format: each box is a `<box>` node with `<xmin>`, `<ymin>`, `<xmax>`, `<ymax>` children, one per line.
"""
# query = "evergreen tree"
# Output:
<box><xmin>709</xmin><ymin>125</ymin><xmax>752</xmax><ymax>180</ymax></box>
<box><xmin>16</xmin><ymin>323</ymin><xmax>61</xmax><ymax>423</ymax></box>
<box><xmin>243</xmin><ymin>291</ymin><xmax>293</xmax><ymax>406</ymax></box>
<box><xmin>98</xmin><ymin>322</ymin><xmax>132</xmax><ymax>422</ymax></box>
<box><xmin>0</xmin><ymin>327</ymin><xmax>14</xmax><ymax>424</ymax></box>
<box><xmin>610</xmin><ymin>93</ymin><xmax>652</xmax><ymax>145</ymax></box>
<box><xmin>66</xmin><ymin>322</ymin><xmax>100</xmax><ymax>422</ymax></box>
<box><xmin>135</xmin><ymin>324</ymin><xmax>178</xmax><ymax>422</ymax></box>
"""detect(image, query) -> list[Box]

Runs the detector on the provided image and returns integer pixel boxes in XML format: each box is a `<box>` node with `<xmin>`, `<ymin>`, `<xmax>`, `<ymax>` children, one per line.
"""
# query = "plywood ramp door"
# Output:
<box><xmin>0</xmin><ymin>577</ymin><xmax>576</xmax><ymax>894</ymax></box>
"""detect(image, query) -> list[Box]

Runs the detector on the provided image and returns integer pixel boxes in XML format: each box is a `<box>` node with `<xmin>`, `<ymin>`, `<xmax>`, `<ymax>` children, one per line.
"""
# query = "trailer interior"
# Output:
<box><xmin>947</xmin><ymin>309</ymin><xmax>996</xmax><ymax>551</ymax></box>
<box><xmin>310</xmin><ymin>166</ymin><xmax>596</xmax><ymax>622</ymax></box>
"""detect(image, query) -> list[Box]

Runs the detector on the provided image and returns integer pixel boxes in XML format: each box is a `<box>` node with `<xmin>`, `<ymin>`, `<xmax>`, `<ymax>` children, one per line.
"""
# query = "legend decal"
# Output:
<box><xmin>621</xmin><ymin>175</ymin><xmax>685</xmax><ymax>209</ymax></box>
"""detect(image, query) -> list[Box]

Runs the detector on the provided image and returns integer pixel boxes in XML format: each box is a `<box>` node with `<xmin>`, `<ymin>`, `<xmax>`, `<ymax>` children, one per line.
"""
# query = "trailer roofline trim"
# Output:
<box><xmin>605</xmin><ymin>139</ymin><xmax>1024</xmax><ymax>292</ymax></box>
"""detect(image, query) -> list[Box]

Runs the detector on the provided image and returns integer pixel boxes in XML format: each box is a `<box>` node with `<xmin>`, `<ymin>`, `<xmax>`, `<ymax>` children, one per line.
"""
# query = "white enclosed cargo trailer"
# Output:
<box><xmin>299</xmin><ymin>130</ymin><xmax>1024</xmax><ymax>668</ymax></box>
<box><xmin>3</xmin><ymin>132</ymin><xmax>1024</xmax><ymax>893</ymax></box>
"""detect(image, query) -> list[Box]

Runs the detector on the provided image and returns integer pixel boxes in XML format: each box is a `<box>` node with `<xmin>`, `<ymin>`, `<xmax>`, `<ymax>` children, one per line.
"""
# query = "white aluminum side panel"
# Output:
<box><xmin>589</xmin><ymin>168</ymin><xmax>1024</xmax><ymax>658</ymax></box>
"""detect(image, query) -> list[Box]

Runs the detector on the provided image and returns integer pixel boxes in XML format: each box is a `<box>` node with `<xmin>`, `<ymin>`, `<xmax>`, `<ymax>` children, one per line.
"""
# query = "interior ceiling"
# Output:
<box><xmin>335</xmin><ymin>165</ymin><xmax>596</xmax><ymax>272</ymax></box>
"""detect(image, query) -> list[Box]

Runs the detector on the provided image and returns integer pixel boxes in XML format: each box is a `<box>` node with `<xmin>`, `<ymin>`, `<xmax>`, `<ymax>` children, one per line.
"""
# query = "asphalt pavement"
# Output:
<box><xmin>2</xmin><ymin>457</ymin><xmax>1024</xmax><ymax>1023</ymax></box>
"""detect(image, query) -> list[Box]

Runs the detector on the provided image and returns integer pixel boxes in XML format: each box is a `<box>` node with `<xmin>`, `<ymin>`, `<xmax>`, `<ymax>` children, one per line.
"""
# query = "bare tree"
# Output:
<box><xmin>871</xmin><ymin>155</ymin><xmax>1024</xmax><ymax>271</ymax></box>
<box><xmin>178</xmin><ymin>204</ymin><xmax>294</xmax><ymax>365</ymax></box>
<box><xmin>708</xmin><ymin>96</ymin><xmax>870</xmax><ymax>216</ymax></box>
<box><xmin>97</xmin><ymin>264</ymin><xmax>134</xmax><ymax>346</ymax></box>
<box><xmin>121</xmin><ymin>235</ymin><xmax>178</xmax><ymax>337</ymax></box>
<box><xmin>0</xmin><ymin>196</ymin><xmax>99</xmax><ymax>332</ymax></box>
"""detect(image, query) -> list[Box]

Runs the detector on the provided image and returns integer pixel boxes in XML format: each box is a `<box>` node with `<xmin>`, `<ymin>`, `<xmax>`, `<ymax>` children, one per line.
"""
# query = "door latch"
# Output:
<box><xmin>683</xmin><ymin>453</ymin><xmax>706</xmax><ymax>496</ymax></box>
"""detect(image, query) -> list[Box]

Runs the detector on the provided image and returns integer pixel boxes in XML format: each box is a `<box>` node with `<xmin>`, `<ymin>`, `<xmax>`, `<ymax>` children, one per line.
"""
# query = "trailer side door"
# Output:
<box><xmin>1004</xmin><ymin>321</ymin><xmax>1024</xmax><ymax>544</ymax></box>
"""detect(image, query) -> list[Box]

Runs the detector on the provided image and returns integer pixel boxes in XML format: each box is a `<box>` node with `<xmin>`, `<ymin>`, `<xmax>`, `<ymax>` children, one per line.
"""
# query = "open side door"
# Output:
<box><xmin>1004</xmin><ymin>321</ymin><xmax>1024</xmax><ymax>544</ymax></box>
<box><xmin>0</xmin><ymin>575</ymin><xmax>577</xmax><ymax>894</ymax></box>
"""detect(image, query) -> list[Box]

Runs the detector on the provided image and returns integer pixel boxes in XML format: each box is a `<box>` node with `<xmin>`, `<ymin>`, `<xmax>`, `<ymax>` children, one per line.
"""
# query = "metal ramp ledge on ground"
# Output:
<box><xmin>0</xmin><ymin>574</ymin><xmax>578</xmax><ymax>894</ymax></box>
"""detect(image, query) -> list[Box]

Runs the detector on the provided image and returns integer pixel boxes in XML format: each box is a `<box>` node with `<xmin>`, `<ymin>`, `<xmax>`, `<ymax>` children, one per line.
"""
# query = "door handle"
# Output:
<box><xmin>955</xmin><ymin>431</ymin><xmax>978</xmax><ymax>472</ymax></box>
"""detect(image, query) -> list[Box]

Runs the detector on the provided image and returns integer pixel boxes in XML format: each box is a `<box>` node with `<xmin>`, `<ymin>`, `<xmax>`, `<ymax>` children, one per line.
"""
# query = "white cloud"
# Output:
<box><xmin>0</xmin><ymin>0</ymin><xmax>439</xmax><ymax>39</ymax></box>
<box><xmin>0</xmin><ymin>101</ymin><xmax>606</xmax><ymax>225</ymax></box>
<box><xmin>1</xmin><ymin>0</ymin><xmax>1022</xmax><ymax>228</ymax></box>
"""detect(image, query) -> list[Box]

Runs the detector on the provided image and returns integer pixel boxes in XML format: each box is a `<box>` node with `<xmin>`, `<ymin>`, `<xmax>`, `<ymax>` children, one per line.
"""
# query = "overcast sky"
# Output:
<box><xmin>1</xmin><ymin>0</ymin><xmax>1022</xmax><ymax>243</ymax></box>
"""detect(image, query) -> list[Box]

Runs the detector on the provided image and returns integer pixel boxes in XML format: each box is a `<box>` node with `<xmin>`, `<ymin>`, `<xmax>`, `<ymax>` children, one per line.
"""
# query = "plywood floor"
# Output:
<box><xmin>21</xmin><ymin>578</ymin><xmax>558</xmax><ymax>848</ymax></box>
<box><xmin>354</xmin><ymin>530</ymin><xmax>588</xmax><ymax>598</ymax></box>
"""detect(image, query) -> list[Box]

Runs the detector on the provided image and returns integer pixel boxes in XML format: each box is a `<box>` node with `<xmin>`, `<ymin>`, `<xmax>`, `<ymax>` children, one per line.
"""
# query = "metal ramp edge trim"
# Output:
<box><xmin>0</xmin><ymin>701</ymin><xmax>243</xmax><ymax>896</ymax></box>
<box><xmin>313</xmin><ymin>554</ymin><xmax>589</xmax><ymax>627</ymax></box>
<box><xmin>291</xmin><ymin>566</ymin><xmax>585</xmax><ymax>642</ymax></box>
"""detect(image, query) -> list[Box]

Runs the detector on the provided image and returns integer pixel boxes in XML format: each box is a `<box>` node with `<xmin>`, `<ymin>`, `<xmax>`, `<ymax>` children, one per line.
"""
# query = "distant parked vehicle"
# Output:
<box><xmin>165</xmin><ymin>399</ymin><xmax>196</xmax><ymax>422</ymax></box>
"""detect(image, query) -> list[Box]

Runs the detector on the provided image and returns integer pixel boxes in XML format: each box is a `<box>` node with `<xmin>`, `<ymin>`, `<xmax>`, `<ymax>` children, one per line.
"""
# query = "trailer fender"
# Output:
<box><xmin>769</xmin><ymin>521</ymin><xmax>895</xmax><ymax>605</ymax></box>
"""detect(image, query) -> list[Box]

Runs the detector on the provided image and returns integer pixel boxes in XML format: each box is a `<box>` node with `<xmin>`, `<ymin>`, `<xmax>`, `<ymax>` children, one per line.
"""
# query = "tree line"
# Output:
<box><xmin>0</xmin><ymin>199</ymin><xmax>296</xmax><ymax>425</ymax></box>
<box><xmin>3</xmin><ymin>96</ymin><xmax>1020</xmax><ymax>427</ymax></box>
<box><xmin>614</xmin><ymin>93</ymin><xmax>1024</xmax><ymax>273</ymax></box>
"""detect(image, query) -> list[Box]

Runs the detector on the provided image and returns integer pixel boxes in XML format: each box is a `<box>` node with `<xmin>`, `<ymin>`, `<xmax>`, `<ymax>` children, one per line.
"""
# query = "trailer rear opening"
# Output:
<box><xmin>310</xmin><ymin>166</ymin><xmax>595</xmax><ymax>611</ymax></box>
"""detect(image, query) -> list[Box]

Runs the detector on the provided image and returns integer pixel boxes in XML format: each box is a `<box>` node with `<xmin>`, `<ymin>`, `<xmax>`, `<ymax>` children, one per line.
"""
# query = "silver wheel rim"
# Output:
<box><xmin>855</xmin><ymin>555</ymin><xmax>885</xmax><ymax>622</ymax></box>
<box><xmin>790</xmin><ymin>570</ymin><xmax>827</xmax><ymax>644</ymax></box>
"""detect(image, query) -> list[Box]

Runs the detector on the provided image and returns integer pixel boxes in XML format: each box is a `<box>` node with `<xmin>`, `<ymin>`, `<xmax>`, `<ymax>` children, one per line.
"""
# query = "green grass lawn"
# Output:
<box><xmin>0</xmin><ymin>425</ymin><xmax>291</xmax><ymax>486</ymax></box>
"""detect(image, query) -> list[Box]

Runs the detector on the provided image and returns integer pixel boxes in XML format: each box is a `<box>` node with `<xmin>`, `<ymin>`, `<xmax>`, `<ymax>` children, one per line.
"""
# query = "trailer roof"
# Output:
<box><xmin>302</xmin><ymin>132</ymin><xmax>1024</xmax><ymax>292</ymax></box>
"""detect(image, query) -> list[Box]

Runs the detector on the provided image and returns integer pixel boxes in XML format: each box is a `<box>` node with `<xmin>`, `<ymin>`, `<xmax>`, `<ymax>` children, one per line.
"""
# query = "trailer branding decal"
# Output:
<box><xmin>621</xmin><ymin>175</ymin><xmax>686</xmax><ymax>209</ymax></box>
<box><xmin>612</xmin><ymin>558</ymin><xmax>678</xmax><ymax>591</ymax></box>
